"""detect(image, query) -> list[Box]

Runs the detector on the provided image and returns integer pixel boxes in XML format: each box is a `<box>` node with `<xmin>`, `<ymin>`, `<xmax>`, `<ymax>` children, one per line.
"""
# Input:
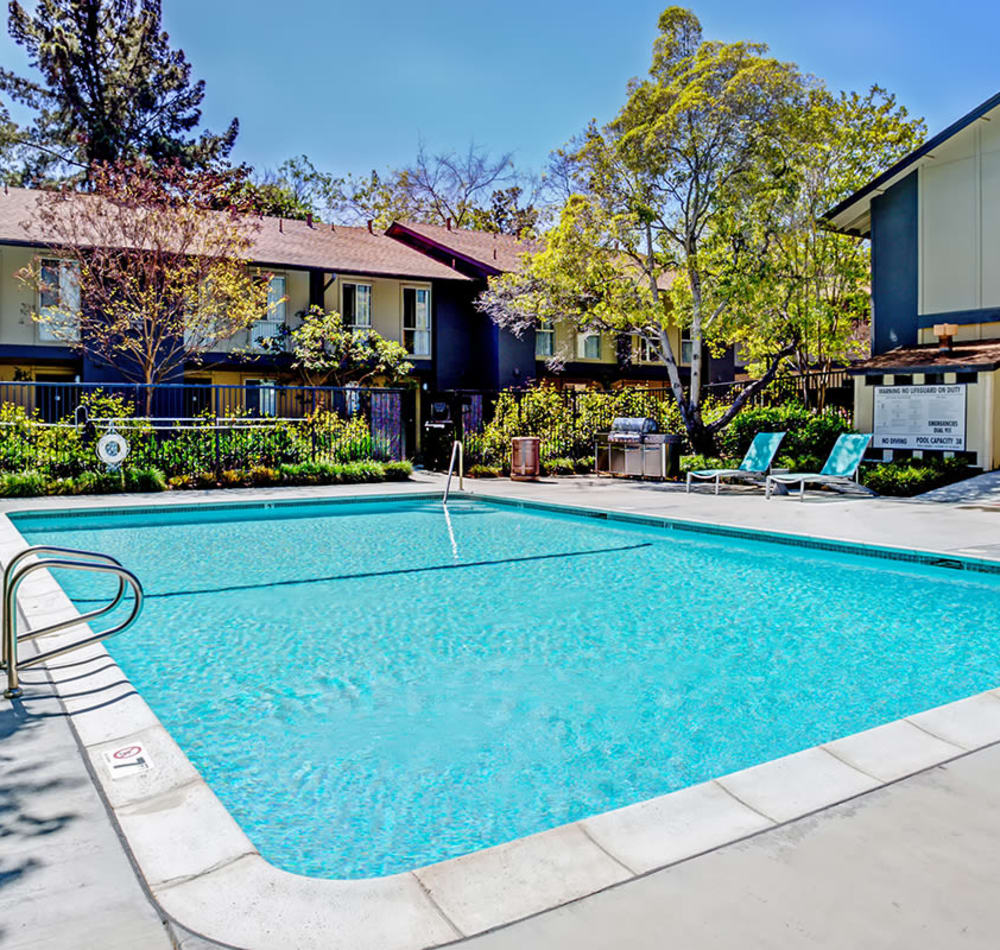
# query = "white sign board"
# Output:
<box><xmin>103</xmin><ymin>742</ymin><xmax>154</xmax><ymax>779</ymax></box>
<box><xmin>873</xmin><ymin>384</ymin><xmax>967</xmax><ymax>451</ymax></box>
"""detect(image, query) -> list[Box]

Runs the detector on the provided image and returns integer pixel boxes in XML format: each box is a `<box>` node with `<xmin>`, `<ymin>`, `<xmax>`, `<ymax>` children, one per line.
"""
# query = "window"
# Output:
<box><xmin>342</xmin><ymin>282</ymin><xmax>372</xmax><ymax>329</ymax></box>
<box><xmin>681</xmin><ymin>328</ymin><xmax>694</xmax><ymax>365</ymax></box>
<box><xmin>38</xmin><ymin>259</ymin><xmax>80</xmax><ymax>342</ymax></box>
<box><xmin>246</xmin><ymin>378</ymin><xmax>277</xmax><ymax>417</ymax></box>
<box><xmin>576</xmin><ymin>330</ymin><xmax>601</xmax><ymax>360</ymax></box>
<box><xmin>252</xmin><ymin>275</ymin><xmax>286</xmax><ymax>349</ymax></box>
<box><xmin>402</xmin><ymin>286</ymin><xmax>431</xmax><ymax>356</ymax></box>
<box><xmin>535</xmin><ymin>320</ymin><xmax>554</xmax><ymax>358</ymax></box>
<box><xmin>633</xmin><ymin>335</ymin><xmax>657</xmax><ymax>363</ymax></box>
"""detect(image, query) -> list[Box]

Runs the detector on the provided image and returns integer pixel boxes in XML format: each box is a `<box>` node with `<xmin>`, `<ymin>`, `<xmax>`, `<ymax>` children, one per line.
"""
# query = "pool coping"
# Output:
<box><xmin>5</xmin><ymin>488</ymin><xmax>1000</xmax><ymax>949</ymax></box>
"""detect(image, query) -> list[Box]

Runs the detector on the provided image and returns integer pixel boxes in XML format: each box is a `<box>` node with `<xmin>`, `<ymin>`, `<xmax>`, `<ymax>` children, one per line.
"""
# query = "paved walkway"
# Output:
<box><xmin>465</xmin><ymin>741</ymin><xmax>1000</xmax><ymax>949</ymax></box>
<box><xmin>916</xmin><ymin>467</ymin><xmax>1000</xmax><ymax>505</ymax></box>
<box><xmin>2</xmin><ymin>472</ymin><xmax>999</xmax><ymax>949</ymax></box>
<box><xmin>0</xmin><ymin>658</ymin><xmax>171</xmax><ymax>949</ymax></box>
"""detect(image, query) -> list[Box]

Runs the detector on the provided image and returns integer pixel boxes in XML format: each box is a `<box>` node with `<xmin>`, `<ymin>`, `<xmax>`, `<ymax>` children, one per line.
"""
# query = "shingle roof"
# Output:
<box><xmin>386</xmin><ymin>219</ymin><xmax>676</xmax><ymax>290</ymax></box>
<box><xmin>848</xmin><ymin>339</ymin><xmax>1000</xmax><ymax>373</ymax></box>
<box><xmin>0</xmin><ymin>187</ymin><xmax>469</xmax><ymax>282</ymax></box>
<box><xmin>249</xmin><ymin>216</ymin><xmax>468</xmax><ymax>280</ymax></box>
<box><xmin>386</xmin><ymin>220</ymin><xmax>536</xmax><ymax>275</ymax></box>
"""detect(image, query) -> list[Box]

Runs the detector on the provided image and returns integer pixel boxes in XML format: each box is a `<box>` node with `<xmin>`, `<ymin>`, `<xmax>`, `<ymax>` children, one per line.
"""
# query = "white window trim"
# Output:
<box><xmin>341</xmin><ymin>279</ymin><xmax>374</xmax><ymax>330</ymax></box>
<box><xmin>576</xmin><ymin>330</ymin><xmax>602</xmax><ymax>361</ymax></box>
<box><xmin>251</xmin><ymin>273</ymin><xmax>287</xmax><ymax>350</ymax></box>
<box><xmin>680</xmin><ymin>329</ymin><xmax>694</xmax><ymax>366</ymax></box>
<box><xmin>401</xmin><ymin>284</ymin><xmax>432</xmax><ymax>358</ymax></box>
<box><xmin>535</xmin><ymin>320</ymin><xmax>555</xmax><ymax>358</ymax></box>
<box><xmin>632</xmin><ymin>334</ymin><xmax>660</xmax><ymax>364</ymax></box>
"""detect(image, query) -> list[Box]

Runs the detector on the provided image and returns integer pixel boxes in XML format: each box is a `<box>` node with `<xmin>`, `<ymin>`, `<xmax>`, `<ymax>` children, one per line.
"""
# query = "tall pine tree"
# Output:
<box><xmin>0</xmin><ymin>0</ymin><xmax>238</xmax><ymax>184</ymax></box>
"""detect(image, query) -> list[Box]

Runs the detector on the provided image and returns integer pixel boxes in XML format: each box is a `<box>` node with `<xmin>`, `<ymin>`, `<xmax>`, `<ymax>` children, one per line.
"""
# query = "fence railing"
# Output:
<box><xmin>438</xmin><ymin>369</ymin><xmax>855</xmax><ymax>468</ymax></box>
<box><xmin>0</xmin><ymin>380</ymin><xmax>399</xmax><ymax>424</ymax></box>
<box><xmin>0</xmin><ymin>381</ymin><xmax>407</xmax><ymax>475</ymax></box>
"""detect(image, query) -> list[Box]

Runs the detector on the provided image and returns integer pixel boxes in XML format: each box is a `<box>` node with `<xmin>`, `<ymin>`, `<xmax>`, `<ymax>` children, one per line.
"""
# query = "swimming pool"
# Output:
<box><xmin>13</xmin><ymin>495</ymin><xmax>1000</xmax><ymax>879</ymax></box>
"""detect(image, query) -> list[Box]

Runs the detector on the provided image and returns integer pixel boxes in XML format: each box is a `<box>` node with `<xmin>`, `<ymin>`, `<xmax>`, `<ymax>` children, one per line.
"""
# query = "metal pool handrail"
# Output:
<box><xmin>2</xmin><ymin>547</ymin><xmax>127</xmax><ymax>664</ymax></box>
<box><xmin>3</xmin><ymin>547</ymin><xmax>144</xmax><ymax>700</ymax></box>
<box><xmin>443</xmin><ymin>440</ymin><xmax>464</xmax><ymax>504</ymax></box>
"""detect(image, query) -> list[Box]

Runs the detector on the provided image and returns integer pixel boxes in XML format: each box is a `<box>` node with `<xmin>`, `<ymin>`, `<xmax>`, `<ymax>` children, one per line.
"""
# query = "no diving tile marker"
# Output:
<box><xmin>104</xmin><ymin>742</ymin><xmax>154</xmax><ymax>778</ymax></box>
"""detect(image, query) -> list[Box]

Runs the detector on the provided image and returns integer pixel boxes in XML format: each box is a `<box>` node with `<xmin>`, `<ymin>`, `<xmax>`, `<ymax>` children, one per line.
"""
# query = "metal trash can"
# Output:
<box><xmin>511</xmin><ymin>436</ymin><xmax>540</xmax><ymax>481</ymax></box>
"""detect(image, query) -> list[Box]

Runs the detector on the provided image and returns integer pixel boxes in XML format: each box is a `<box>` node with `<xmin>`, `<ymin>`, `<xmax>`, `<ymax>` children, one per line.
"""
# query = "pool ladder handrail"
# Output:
<box><xmin>443</xmin><ymin>440</ymin><xmax>463</xmax><ymax>504</ymax></box>
<box><xmin>2</xmin><ymin>545</ymin><xmax>144</xmax><ymax>700</ymax></box>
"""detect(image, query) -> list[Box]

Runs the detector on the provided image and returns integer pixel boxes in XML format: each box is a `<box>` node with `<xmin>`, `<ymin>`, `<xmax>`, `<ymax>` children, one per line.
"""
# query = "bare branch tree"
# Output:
<box><xmin>16</xmin><ymin>160</ymin><xmax>274</xmax><ymax>414</ymax></box>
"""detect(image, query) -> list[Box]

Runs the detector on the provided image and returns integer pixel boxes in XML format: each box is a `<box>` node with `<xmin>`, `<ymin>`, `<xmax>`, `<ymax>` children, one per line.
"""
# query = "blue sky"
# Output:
<box><xmin>2</xmin><ymin>0</ymin><xmax>999</xmax><ymax>178</ymax></box>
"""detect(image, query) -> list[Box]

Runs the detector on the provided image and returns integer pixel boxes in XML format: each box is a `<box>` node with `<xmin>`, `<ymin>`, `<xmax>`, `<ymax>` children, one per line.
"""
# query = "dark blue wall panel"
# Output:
<box><xmin>871</xmin><ymin>172</ymin><xmax>919</xmax><ymax>355</ymax></box>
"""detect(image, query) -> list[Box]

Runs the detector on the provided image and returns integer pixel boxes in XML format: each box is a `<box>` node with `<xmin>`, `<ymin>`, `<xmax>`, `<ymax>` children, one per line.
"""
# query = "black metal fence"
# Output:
<box><xmin>431</xmin><ymin>370</ymin><xmax>855</xmax><ymax>468</ymax></box>
<box><xmin>0</xmin><ymin>379</ymin><xmax>404</xmax><ymax>424</ymax></box>
<box><xmin>0</xmin><ymin>381</ymin><xmax>407</xmax><ymax>476</ymax></box>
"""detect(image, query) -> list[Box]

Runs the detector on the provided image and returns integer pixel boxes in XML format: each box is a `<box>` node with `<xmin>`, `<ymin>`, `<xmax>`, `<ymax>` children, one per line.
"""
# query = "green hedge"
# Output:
<box><xmin>717</xmin><ymin>405</ymin><xmax>852</xmax><ymax>461</ymax></box>
<box><xmin>0</xmin><ymin>460</ymin><xmax>412</xmax><ymax>498</ymax></box>
<box><xmin>860</xmin><ymin>457</ymin><xmax>973</xmax><ymax>497</ymax></box>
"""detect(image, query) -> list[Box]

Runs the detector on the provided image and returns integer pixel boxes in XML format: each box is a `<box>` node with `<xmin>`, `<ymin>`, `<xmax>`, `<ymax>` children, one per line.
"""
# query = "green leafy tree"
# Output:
<box><xmin>725</xmin><ymin>85</ymin><xmax>924</xmax><ymax>409</ymax></box>
<box><xmin>479</xmin><ymin>8</ymin><xmax>923</xmax><ymax>450</ymax></box>
<box><xmin>272</xmin><ymin>306</ymin><xmax>413</xmax><ymax>388</ymax></box>
<box><xmin>0</xmin><ymin>0</ymin><xmax>238</xmax><ymax>185</ymax></box>
<box><xmin>234</xmin><ymin>176</ymin><xmax>315</xmax><ymax>221</ymax></box>
<box><xmin>481</xmin><ymin>8</ymin><xmax>806</xmax><ymax>451</ymax></box>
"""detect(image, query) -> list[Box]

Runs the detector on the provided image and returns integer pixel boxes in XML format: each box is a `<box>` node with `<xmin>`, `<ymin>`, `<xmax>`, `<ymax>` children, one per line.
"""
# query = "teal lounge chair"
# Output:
<box><xmin>686</xmin><ymin>431</ymin><xmax>785</xmax><ymax>494</ymax></box>
<box><xmin>766</xmin><ymin>433</ymin><xmax>872</xmax><ymax>501</ymax></box>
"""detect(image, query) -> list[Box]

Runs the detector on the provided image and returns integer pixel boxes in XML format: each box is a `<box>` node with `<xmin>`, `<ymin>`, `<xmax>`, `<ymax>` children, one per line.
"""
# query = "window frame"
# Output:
<box><xmin>341</xmin><ymin>280</ymin><xmax>373</xmax><ymax>330</ymax></box>
<box><xmin>535</xmin><ymin>320</ymin><xmax>555</xmax><ymax>358</ymax></box>
<box><xmin>632</xmin><ymin>334</ymin><xmax>659</xmax><ymax>364</ymax></box>
<box><xmin>680</xmin><ymin>328</ymin><xmax>694</xmax><ymax>365</ymax></box>
<box><xmin>576</xmin><ymin>330</ymin><xmax>601</xmax><ymax>361</ymax></box>
<box><xmin>401</xmin><ymin>284</ymin><xmax>432</xmax><ymax>358</ymax></box>
<box><xmin>251</xmin><ymin>273</ymin><xmax>287</xmax><ymax>350</ymax></box>
<box><xmin>246</xmin><ymin>377</ymin><xmax>277</xmax><ymax>417</ymax></box>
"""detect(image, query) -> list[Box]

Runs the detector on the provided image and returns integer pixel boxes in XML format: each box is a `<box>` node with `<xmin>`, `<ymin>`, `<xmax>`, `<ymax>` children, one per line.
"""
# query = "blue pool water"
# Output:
<box><xmin>13</xmin><ymin>496</ymin><xmax>1000</xmax><ymax>878</ymax></box>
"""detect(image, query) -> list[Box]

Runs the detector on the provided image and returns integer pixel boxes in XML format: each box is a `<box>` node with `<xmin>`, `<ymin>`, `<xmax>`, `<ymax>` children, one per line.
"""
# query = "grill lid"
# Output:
<box><xmin>609</xmin><ymin>416</ymin><xmax>658</xmax><ymax>435</ymax></box>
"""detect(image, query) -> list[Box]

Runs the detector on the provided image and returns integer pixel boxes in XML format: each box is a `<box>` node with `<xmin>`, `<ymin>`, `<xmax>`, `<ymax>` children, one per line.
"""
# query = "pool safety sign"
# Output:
<box><xmin>104</xmin><ymin>742</ymin><xmax>153</xmax><ymax>779</ymax></box>
<box><xmin>873</xmin><ymin>384</ymin><xmax>967</xmax><ymax>451</ymax></box>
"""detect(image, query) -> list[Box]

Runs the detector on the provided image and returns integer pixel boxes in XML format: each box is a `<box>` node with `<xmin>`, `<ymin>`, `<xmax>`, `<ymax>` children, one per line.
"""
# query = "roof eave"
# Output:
<box><xmin>822</xmin><ymin>88</ymin><xmax>1000</xmax><ymax>235</ymax></box>
<box><xmin>847</xmin><ymin>357</ymin><xmax>1000</xmax><ymax>375</ymax></box>
<box><xmin>386</xmin><ymin>221</ymin><xmax>505</xmax><ymax>277</ymax></box>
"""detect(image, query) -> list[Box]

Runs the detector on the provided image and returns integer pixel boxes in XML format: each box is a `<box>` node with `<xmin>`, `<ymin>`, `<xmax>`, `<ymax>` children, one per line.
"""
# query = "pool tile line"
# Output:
<box><xmin>6</xmin><ymin>489</ymin><xmax>446</xmax><ymax>522</ymax></box>
<box><xmin>467</xmin><ymin>490</ymin><xmax>1000</xmax><ymax>574</ymax></box>
<box><xmin>6</xmin><ymin>495</ymin><xmax>1000</xmax><ymax>949</ymax></box>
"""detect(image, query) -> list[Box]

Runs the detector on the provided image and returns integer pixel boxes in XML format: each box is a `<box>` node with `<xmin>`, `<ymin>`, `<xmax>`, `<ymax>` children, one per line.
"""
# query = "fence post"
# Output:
<box><xmin>571</xmin><ymin>391</ymin><xmax>578</xmax><ymax>457</ymax></box>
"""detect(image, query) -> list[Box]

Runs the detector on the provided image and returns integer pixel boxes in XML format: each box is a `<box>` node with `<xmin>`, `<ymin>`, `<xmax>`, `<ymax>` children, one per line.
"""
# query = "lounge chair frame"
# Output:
<box><xmin>765</xmin><ymin>434</ymin><xmax>873</xmax><ymax>502</ymax></box>
<box><xmin>686</xmin><ymin>432</ymin><xmax>785</xmax><ymax>495</ymax></box>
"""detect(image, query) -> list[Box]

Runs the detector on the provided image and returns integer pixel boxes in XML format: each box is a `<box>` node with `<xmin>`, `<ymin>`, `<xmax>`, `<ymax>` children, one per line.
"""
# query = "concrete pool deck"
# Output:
<box><xmin>2</xmin><ymin>472</ymin><xmax>1000</xmax><ymax>948</ymax></box>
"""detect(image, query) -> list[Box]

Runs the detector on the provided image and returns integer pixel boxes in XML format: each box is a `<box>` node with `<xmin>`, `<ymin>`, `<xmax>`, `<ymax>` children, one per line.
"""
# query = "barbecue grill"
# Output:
<box><xmin>595</xmin><ymin>417</ymin><xmax>679</xmax><ymax>479</ymax></box>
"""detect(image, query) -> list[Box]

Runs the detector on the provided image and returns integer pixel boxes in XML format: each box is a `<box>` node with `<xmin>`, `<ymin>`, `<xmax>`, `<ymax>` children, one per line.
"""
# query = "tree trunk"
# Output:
<box><xmin>686</xmin><ymin>419</ymin><xmax>716</xmax><ymax>456</ymax></box>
